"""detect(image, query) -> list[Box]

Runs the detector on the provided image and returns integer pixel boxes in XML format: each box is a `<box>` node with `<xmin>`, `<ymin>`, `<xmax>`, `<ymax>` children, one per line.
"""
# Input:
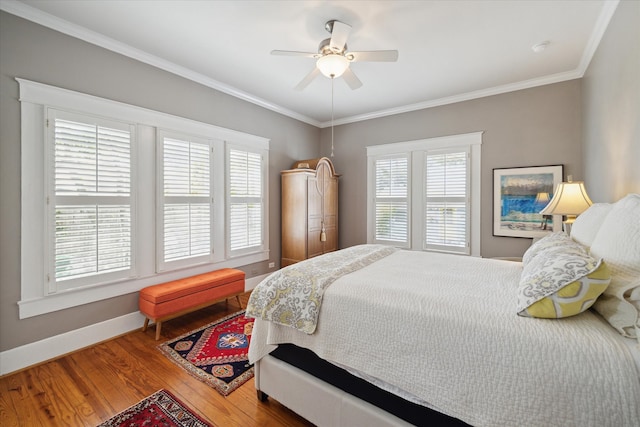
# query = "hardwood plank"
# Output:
<box><xmin>0</xmin><ymin>373</ymin><xmax>35</xmax><ymax>427</ymax></box>
<box><xmin>10</xmin><ymin>367</ymin><xmax>56</xmax><ymax>426</ymax></box>
<box><xmin>67</xmin><ymin>344</ymin><xmax>142</xmax><ymax>416</ymax></box>
<box><xmin>0</xmin><ymin>291</ymin><xmax>313</xmax><ymax>426</ymax></box>
<box><xmin>54</xmin><ymin>357</ymin><xmax>111</xmax><ymax>423</ymax></box>
<box><xmin>30</xmin><ymin>360</ymin><xmax>100</xmax><ymax>426</ymax></box>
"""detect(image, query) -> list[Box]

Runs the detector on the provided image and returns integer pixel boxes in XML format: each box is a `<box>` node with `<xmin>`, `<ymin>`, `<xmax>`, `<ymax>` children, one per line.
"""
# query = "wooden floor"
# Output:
<box><xmin>0</xmin><ymin>292</ymin><xmax>315</xmax><ymax>426</ymax></box>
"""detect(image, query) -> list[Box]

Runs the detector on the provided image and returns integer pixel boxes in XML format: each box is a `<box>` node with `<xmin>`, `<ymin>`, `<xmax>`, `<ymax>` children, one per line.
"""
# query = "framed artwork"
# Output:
<box><xmin>493</xmin><ymin>165</ymin><xmax>563</xmax><ymax>238</ymax></box>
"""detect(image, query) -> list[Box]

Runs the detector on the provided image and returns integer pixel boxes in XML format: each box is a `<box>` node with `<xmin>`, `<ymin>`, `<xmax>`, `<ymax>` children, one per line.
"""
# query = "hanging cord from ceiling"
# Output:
<box><xmin>330</xmin><ymin>76</ymin><xmax>335</xmax><ymax>157</ymax></box>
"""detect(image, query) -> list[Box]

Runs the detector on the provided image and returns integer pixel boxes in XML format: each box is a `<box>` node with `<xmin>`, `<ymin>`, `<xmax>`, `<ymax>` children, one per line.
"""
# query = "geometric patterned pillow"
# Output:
<box><xmin>517</xmin><ymin>242</ymin><xmax>610</xmax><ymax>318</ymax></box>
<box><xmin>522</xmin><ymin>232</ymin><xmax>585</xmax><ymax>266</ymax></box>
<box><xmin>519</xmin><ymin>261</ymin><xmax>610</xmax><ymax>318</ymax></box>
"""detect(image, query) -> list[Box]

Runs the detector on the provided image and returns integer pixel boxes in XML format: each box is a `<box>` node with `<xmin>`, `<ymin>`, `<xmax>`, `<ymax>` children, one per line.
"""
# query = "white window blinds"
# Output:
<box><xmin>20</xmin><ymin>79</ymin><xmax>271</xmax><ymax>318</ymax></box>
<box><xmin>228</xmin><ymin>148</ymin><xmax>263</xmax><ymax>254</ymax></box>
<box><xmin>373</xmin><ymin>156</ymin><xmax>409</xmax><ymax>244</ymax></box>
<box><xmin>160</xmin><ymin>134</ymin><xmax>212</xmax><ymax>267</ymax></box>
<box><xmin>367</xmin><ymin>133</ymin><xmax>480</xmax><ymax>255</ymax></box>
<box><xmin>424</xmin><ymin>149</ymin><xmax>469</xmax><ymax>253</ymax></box>
<box><xmin>50</xmin><ymin>111</ymin><xmax>133</xmax><ymax>291</ymax></box>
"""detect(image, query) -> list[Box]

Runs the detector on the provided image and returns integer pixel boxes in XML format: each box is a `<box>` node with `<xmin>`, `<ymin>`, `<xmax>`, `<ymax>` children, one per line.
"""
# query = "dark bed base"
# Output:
<box><xmin>267</xmin><ymin>344</ymin><xmax>469</xmax><ymax>427</ymax></box>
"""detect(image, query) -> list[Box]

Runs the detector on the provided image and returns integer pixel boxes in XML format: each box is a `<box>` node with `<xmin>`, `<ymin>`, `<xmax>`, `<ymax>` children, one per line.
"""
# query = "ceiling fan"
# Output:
<box><xmin>272</xmin><ymin>20</ymin><xmax>399</xmax><ymax>91</ymax></box>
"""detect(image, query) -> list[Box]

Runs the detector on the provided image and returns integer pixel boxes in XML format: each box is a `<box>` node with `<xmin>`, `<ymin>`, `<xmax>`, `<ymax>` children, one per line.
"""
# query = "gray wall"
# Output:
<box><xmin>323</xmin><ymin>80</ymin><xmax>583</xmax><ymax>259</ymax></box>
<box><xmin>582</xmin><ymin>0</ymin><xmax>640</xmax><ymax>202</ymax></box>
<box><xmin>0</xmin><ymin>12</ymin><xmax>319</xmax><ymax>352</ymax></box>
<box><xmin>2</xmin><ymin>1</ymin><xmax>637</xmax><ymax>355</ymax></box>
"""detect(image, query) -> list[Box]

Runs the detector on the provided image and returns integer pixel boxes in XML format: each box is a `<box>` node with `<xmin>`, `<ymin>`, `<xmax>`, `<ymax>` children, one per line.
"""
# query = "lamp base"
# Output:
<box><xmin>540</xmin><ymin>214</ymin><xmax>552</xmax><ymax>230</ymax></box>
<box><xmin>562</xmin><ymin>215</ymin><xmax>577</xmax><ymax>235</ymax></box>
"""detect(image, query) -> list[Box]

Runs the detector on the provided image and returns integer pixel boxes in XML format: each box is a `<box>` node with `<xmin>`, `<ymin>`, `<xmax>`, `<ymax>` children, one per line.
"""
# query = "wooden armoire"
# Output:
<box><xmin>281</xmin><ymin>157</ymin><xmax>339</xmax><ymax>267</ymax></box>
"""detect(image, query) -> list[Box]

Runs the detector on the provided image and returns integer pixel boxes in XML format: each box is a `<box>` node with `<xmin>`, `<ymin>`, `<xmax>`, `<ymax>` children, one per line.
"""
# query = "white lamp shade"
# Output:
<box><xmin>539</xmin><ymin>181</ymin><xmax>593</xmax><ymax>216</ymax></box>
<box><xmin>317</xmin><ymin>54</ymin><xmax>349</xmax><ymax>78</ymax></box>
<box><xmin>535</xmin><ymin>192</ymin><xmax>550</xmax><ymax>204</ymax></box>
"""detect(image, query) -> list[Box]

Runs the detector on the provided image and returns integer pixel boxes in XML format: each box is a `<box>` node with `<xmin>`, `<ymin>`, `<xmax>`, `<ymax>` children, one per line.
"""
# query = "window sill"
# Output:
<box><xmin>18</xmin><ymin>250</ymin><xmax>267</xmax><ymax>319</ymax></box>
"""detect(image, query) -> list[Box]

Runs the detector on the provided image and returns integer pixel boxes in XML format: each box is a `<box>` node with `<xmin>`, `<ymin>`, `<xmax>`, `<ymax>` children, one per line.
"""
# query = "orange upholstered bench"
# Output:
<box><xmin>139</xmin><ymin>268</ymin><xmax>245</xmax><ymax>340</ymax></box>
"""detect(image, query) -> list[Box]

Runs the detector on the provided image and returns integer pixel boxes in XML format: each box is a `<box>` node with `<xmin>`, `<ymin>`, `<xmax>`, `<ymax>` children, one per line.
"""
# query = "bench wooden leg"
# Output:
<box><xmin>155</xmin><ymin>321</ymin><xmax>162</xmax><ymax>341</ymax></box>
<box><xmin>236</xmin><ymin>295</ymin><xmax>243</xmax><ymax>309</ymax></box>
<box><xmin>142</xmin><ymin>318</ymin><xmax>149</xmax><ymax>332</ymax></box>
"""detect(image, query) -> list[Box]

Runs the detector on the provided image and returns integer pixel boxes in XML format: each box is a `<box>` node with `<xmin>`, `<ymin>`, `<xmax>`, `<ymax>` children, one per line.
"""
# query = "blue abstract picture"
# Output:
<box><xmin>493</xmin><ymin>165</ymin><xmax>563</xmax><ymax>238</ymax></box>
<box><xmin>500</xmin><ymin>174</ymin><xmax>554</xmax><ymax>229</ymax></box>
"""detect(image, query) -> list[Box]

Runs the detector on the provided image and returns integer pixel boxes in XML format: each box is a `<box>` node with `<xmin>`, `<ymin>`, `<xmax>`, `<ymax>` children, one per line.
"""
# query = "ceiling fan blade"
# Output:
<box><xmin>329</xmin><ymin>21</ymin><xmax>351</xmax><ymax>52</ymax></box>
<box><xmin>271</xmin><ymin>50</ymin><xmax>319</xmax><ymax>58</ymax></box>
<box><xmin>349</xmin><ymin>50</ymin><xmax>399</xmax><ymax>62</ymax></box>
<box><xmin>342</xmin><ymin>68</ymin><xmax>363</xmax><ymax>90</ymax></box>
<box><xmin>295</xmin><ymin>67</ymin><xmax>321</xmax><ymax>91</ymax></box>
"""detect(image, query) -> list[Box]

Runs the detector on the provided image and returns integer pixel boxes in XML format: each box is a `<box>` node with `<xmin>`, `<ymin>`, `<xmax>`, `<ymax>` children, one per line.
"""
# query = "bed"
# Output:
<box><xmin>247</xmin><ymin>194</ymin><xmax>640</xmax><ymax>426</ymax></box>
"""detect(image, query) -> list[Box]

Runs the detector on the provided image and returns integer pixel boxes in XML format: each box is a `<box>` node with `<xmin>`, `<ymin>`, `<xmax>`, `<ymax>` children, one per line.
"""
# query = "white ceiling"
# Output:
<box><xmin>3</xmin><ymin>0</ymin><xmax>617</xmax><ymax>127</ymax></box>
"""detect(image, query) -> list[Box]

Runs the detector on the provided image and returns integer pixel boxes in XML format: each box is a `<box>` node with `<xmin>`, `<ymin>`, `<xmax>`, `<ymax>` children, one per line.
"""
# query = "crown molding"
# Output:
<box><xmin>2</xmin><ymin>0</ymin><xmax>618</xmax><ymax>129</ymax></box>
<box><xmin>319</xmin><ymin>69</ymin><xmax>583</xmax><ymax>128</ymax></box>
<box><xmin>576</xmin><ymin>0</ymin><xmax>619</xmax><ymax>75</ymax></box>
<box><xmin>0</xmin><ymin>0</ymin><xmax>321</xmax><ymax>127</ymax></box>
<box><xmin>318</xmin><ymin>0</ymin><xmax>619</xmax><ymax>128</ymax></box>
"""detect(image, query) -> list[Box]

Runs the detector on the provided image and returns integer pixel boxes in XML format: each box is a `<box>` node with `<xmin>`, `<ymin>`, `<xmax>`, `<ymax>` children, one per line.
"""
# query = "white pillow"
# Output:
<box><xmin>590</xmin><ymin>194</ymin><xmax>640</xmax><ymax>340</ymax></box>
<box><xmin>570</xmin><ymin>203</ymin><xmax>613</xmax><ymax>248</ymax></box>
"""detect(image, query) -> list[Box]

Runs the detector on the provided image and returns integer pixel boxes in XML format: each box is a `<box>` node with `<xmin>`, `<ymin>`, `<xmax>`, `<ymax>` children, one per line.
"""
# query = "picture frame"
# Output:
<box><xmin>493</xmin><ymin>165</ymin><xmax>563</xmax><ymax>238</ymax></box>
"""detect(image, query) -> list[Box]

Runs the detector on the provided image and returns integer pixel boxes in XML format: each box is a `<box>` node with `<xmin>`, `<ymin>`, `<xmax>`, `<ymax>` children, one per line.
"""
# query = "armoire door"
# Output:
<box><xmin>307</xmin><ymin>159</ymin><xmax>338</xmax><ymax>258</ymax></box>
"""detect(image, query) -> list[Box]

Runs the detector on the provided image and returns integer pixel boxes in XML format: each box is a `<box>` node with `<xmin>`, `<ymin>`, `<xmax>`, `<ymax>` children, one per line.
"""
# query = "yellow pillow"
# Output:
<box><xmin>517</xmin><ymin>237</ymin><xmax>611</xmax><ymax>319</ymax></box>
<box><xmin>519</xmin><ymin>261</ymin><xmax>610</xmax><ymax>318</ymax></box>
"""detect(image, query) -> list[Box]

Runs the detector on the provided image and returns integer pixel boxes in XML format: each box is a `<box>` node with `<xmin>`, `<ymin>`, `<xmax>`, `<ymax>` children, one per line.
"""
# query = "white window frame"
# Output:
<box><xmin>45</xmin><ymin>108</ymin><xmax>137</xmax><ymax>293</ymax></box>
<box><xmin>368</xmin><ymin>154</ymin><xmax>412</xmax><ymax>248</ymax></box>
<box><xmin>18</xmin><ymin>78</ymin><xmax>269</xmax><ymax>319</ymax></box>
<box><xmin>156</xmin><ymin>130</ymin><xmax>216</xmax><ymax>272</ymax></box>
<box><xmin>423</xmin><ymin>147</ymin><xmax>471</xmax><ymax>254</ymax></box>
<box><xmin>367</xmin><ymin>132</ymin><xmax>482</xmax><ymax>256</ymax></box>
<box><xmin>226</xmin><ymin>142</ymin><xmax>269</xmax><ymax>259</ymax></box>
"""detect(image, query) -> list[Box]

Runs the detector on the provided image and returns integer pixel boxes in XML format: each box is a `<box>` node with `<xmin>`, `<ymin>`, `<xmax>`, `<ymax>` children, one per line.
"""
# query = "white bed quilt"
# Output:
<box><xmin>249</xmin><ymin>249</ymin><xmax>640</xmax><ymax>427</ymax></box>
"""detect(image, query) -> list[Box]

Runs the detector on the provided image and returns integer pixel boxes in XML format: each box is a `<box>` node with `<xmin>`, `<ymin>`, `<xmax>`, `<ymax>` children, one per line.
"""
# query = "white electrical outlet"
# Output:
<box><xmin>268</xmin><ymin>262</ymin><xmax>275</xmax><ymax>268</ymax></box>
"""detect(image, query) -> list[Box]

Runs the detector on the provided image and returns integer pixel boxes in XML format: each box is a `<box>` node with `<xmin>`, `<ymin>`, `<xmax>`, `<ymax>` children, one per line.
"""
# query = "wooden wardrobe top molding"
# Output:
<box><xmin>284</xmin><ymin>157</ymin><xmax>340</xmax><ymax>177</ymax></box>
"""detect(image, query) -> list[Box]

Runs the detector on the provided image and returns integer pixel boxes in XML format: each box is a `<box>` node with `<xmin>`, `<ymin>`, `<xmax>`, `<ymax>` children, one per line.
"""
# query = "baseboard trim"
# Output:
<box><xmin>0</xmin><ymin>274</ymin><xmax>269</xmax><ymax>376</ymax></box>
<box><xmin>246</xmin><ymin>273</ymin><xmax>268</xmax><ymax>291</ymax></box>
<box><xmin>0</xmin><ymin>311</ymin><xmax>146</xmax><ymax>376</ymax></box>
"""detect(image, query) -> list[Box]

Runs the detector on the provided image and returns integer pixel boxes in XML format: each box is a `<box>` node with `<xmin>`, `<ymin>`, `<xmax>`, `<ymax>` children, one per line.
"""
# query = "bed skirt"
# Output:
<box><xmin>255</xmin><ymin>344</ymin><xmax>468</xmax><ymax>427</ymax></box>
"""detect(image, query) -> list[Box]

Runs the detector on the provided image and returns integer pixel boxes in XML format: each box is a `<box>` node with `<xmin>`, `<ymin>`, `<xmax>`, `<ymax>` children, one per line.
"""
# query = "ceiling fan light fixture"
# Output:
<box><xmin>317</xmin><ymin>54</ymin><xmax>349</xmax><ymax>78</ymax></box>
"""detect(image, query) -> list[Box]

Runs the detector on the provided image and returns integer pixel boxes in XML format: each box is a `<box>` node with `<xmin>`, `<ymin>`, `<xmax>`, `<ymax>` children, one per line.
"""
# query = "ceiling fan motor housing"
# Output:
<box><xmin>319</xmin><ymin>38</ymin><xmax>347</xmax><ymax>55</ymax></box>
<box><xmin>325</xmin><ymin>19</ymin><xmax>338</xmax><ymax>34</ymax></box>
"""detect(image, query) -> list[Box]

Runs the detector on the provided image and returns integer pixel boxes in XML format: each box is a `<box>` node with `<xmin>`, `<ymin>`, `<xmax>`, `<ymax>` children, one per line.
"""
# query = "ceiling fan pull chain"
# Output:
<box><xmin>331</xmin><ymin>77</ymin><xmax>335</xmax><ymax>157</ymax></box>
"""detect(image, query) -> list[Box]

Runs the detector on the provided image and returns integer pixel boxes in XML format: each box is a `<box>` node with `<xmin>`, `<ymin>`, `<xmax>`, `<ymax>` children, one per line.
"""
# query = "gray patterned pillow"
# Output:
<box><xmin>517</xmin><ymin>239</ymin><xmax>610</xmax><ymax>318</ymax></box>
<box><xmin>522</xmin><ymin>232</ymin><xmax>586</xmax><ymax>266</ymax></box>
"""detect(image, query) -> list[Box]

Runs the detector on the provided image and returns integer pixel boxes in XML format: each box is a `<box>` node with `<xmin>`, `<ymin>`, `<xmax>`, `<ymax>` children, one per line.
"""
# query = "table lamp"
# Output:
<box><xmin>535</xmin><ymin>192</ymin><xmax>551</xmax><ymax>229</ymax></box>
<box><xmin>539</xmin><ymin>180</ymin><xmax>592</xmax><ymax>234</ymax></box>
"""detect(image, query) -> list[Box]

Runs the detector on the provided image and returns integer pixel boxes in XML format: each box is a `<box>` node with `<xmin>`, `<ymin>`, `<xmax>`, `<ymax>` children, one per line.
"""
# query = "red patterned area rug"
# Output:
<box><xmin>158</xmin><ymin>310</ymin><xmax>254</xmax><ymax>396</ymax></box>
<box><xmin>97</xmin><ymin>389</ymin><xmax>211</xmax><ymax>427</ymax></box>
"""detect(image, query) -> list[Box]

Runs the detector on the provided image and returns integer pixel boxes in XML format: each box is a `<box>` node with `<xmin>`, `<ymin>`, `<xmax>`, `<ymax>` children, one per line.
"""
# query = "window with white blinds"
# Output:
<box><xmin>424</xmin><ymin>149</ymin><xmax>469</xmax><ymax>253</ymax></box>
<box><xmin>48</xmin><ymin>110</ymin><xmax>134</xmax><ymax>292</ymax></box>
<box><xmin>367</xmin><ymin>133</ymin><xmax>481</xmax><ymax>256</ymax></box>
<box><xmin>20</xmin><ymin>79</ymin><xmax>270</xmax><ymax>318</ymax></box>
<box><xmin>158</xmin><ymin>132</ymin><xmax>213</xmax><ymax>269</ymax></box>
<box><xmin>228</xmin><ymin>147</ymin><xmax>264</xmax><ymax>256</ymax></box>
<box><xmin>373</xmin><ymin>156</ymin><xmax>409</xmax><ymax>245</ymax></box>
